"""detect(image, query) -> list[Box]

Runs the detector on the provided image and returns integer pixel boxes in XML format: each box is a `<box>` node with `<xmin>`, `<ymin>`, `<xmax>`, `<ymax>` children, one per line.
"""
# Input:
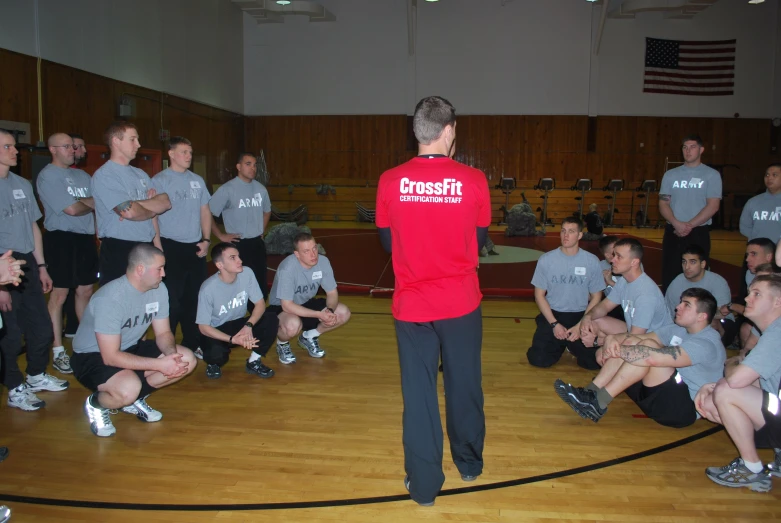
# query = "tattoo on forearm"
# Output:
<box><xmin>115</xmin><ymin>201</ymin><xmax>132</xmax><ymax>213</ymax></box>
<box><xmin>659</xmin><ymin>194</ymin><xmax>671</xmax><ymax>201</ymax></box>
<box><xmin>621</xmin><ymin>344</ymin><xmax>681</xmax><ymax>363</ymax></box>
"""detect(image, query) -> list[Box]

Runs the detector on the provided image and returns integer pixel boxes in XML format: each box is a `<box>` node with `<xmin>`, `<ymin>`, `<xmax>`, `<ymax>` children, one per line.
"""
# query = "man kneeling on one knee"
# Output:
<box><xmin>196</xmin><ymin>242</ymin><xmax>279</xmax><ymax>380</ymax></box>
<box><xmin>267</xmin><ymin>232</ymin><xmax>351</xmax><ymax>364</ymax></box>
<box><xmin>555</xmin><ymin>288</ymin><xmax>725</xmax><ymax>427</ymax></box>
<box><xmin>71</xmin><ymin>244</ymin><xmax>197</xmax><ymax>437</ymax></box>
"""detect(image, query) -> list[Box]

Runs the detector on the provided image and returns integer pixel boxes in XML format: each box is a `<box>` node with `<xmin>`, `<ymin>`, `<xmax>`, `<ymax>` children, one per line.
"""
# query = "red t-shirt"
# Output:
<box><xmin>376</xmin><ymin>156</ymin><xmax>492</xmax><ymax>322</ymax></box>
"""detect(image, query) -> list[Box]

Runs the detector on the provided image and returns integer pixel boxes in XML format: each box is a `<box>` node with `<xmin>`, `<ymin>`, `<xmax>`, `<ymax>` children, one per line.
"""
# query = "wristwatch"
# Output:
<box><xmin>550</xmin><ymin>321</ymin><xmax>559</xmax><ymax>328</ymax></box>
<box><xmin>245</xmin><ymin>321</ymin><xmax>254</xmax><ymax>328</ymax></box>
<box><xmin>326</xmin><ymin>307</ymin><xmax>335</xmax><ymax>314</ymax></box>
<box><xmin>38</xmin><ymin>263</ymin><xmax>48</xmax><ymax>269</ymax></box>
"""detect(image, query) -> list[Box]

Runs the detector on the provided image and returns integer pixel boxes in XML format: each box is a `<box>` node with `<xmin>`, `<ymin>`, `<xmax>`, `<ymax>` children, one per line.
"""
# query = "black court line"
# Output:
<box><xmin>0</xmin><ymin>426</ymin><xmax>723</xmax><ymax>511</ymax></box>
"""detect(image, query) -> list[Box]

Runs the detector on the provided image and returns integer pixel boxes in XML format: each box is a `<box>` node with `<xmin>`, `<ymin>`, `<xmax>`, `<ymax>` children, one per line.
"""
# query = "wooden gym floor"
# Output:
<box><xmin>1</xmin><ymin>225</ymin><xmax>779</xmax><ymax>522</ymax></box>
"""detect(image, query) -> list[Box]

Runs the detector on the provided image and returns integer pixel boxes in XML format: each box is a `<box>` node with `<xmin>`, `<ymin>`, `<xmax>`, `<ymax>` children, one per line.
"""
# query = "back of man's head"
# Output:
<box><xmin>755</xmin><ymin>263</ymin><xmax>781</xmax><ymax>275</ymax></box>
<box><xmin>679</xmin><ymin>287</ymin><xmax>717</xmax><ymax>323</ymax></box>
<box><xmin>127</xmin><ymin>244</ymin><xmax>164</xmax><ymax>275</ymax></box>
<box><xmin>598</xmin><ymin>235</ymin><xmax>618</xmax><ymax>254</ymax></box>
<box><xmin>614</xmin><ymin>238</ymin><xmax>644</xmax><ymax>261</ymax></box>
<box><xmin>413</xmin><ymin>96</ymin><xmax>456</xmax><ymax>145</ymax></box>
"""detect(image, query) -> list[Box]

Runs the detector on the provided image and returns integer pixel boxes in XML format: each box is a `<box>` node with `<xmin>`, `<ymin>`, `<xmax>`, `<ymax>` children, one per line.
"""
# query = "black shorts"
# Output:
<box><xmin>266</xmin><ymin>297</ymin><xmax>326</xmax><ymax>332</ymax></box>
<box><xmin>71</xmin><ymin>339</ymin><xmax>161</xmax><ymax>392</ymax></box>
<box><xmin>624</xmin><ymin>370</ymin><xmax>697</xmax><ymax>428</ymax></box>
<box><xmin>720</xmin><ymin>318</ymin><xmax>738</xmax><ymax>347</ymax></box>
<box><xmin>754</xmin><ymin>391</ymin><xmax>781</xmax><ymax>449</ymax></box>
<box><xmin>99</xmin><ymin>238</ymin><xmax>151</xmax><ymax>286</ymax></box>
<box><xmin>44</xmin><ymin>230</ymin><xmax>98</xmax><ymax>288</ymax></box>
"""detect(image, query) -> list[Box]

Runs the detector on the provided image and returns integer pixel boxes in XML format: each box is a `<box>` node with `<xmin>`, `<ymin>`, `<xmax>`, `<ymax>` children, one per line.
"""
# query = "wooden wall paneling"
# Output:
<box><xmin>0</xmin><ymin>49</ymin><xmax>40</xmax><ymax>147</ymax></box>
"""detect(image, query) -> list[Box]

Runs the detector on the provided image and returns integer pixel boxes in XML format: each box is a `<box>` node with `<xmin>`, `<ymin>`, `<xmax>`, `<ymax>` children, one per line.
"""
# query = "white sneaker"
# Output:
<box><xmin>121</xmin><ymin>396</ymin><xmax>162</xmax><ymax>422</ymax></box>
<box><xmin>52</xmin><ymin>351</ymin><xmax>73</xmax><ymax>374</ymax></box>
<box><xmin>277</xmin><ymin>341</ymin><xmax>296</xmax><ymax>364</ymax></box>
<box><xmin>194</xmin><ymin>347</ymin><xmax>204</xmax><ymax>360</ymax></box>
<box><xmin>7</xmin><ymin>383</ymin><xmax>46</xmax><ymax>411</ymax></box>
<box><xmin>84</xmin><ymin>395</ymin><xmax>116</xmax><ymax>437</ymax></box>
<box><xmin>26</xmin><ymin>372</ymin><xmax>69</xmax><ymax>392</ymax></box>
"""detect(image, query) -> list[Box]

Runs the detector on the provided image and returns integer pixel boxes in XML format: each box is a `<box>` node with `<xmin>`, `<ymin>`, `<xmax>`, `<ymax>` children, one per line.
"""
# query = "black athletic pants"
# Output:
<box><xmin>200</xmin><ymin>313</ymin><xmax>279</xmax><ymax>367</ymax></box>
<box><xmin>63</xmin><ymin>293</ymin><xmax>79</xmax><ymax>335</ymax></box>
<box><xmin>661</xmin><ymin>224</ymin><xmax>711</xmax><ymax>293</ymax></box>
<box><xmin>234</xmin><ymin>236</ymin><xmax>268</xmax><ymax>304</ymax></box>
<box><xmin>160</xmin><ymin>238</ymin><xmax>207</xmax><ymax>351</ymax></box>
<box><xmin>0</xmin><ymin>253</ymin><xmax>53</xmax><ymax>389</ymax></box>
<box><xmin>394</xmin><ymin>306</ymin><xmax>484</xmax><ymax>504</ymax></box>
<box><xmin>526</xmin><ymin>310</ymin><xmax>599</xmax><ymax>370</ymax></box>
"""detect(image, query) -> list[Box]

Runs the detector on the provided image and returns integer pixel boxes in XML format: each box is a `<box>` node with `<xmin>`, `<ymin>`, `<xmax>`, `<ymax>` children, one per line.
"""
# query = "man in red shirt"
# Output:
<box><xmin>376</xmin><ymin>96</ymin><xmax>491</xmax><ymax>506</ymax></box>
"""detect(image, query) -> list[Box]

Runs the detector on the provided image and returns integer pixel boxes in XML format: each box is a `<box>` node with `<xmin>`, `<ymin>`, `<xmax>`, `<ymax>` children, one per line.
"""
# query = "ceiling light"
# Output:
<box><xmin>425</xmin><ymin>0</ymin><xmax>439</xmax><ymax>2</ymax></box>
<box><xmin>276</xmin><ymin>0</ymin><xmax>291</xmax><ymax>4</ymax></box>
<box><xmin>748</xmin><ymin>0</ymin><xmax>765</xmax><ymax>4</ymax></box>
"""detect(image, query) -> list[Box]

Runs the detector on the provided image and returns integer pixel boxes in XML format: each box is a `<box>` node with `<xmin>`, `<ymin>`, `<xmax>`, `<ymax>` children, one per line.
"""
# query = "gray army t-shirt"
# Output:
<box><xmin>664</xmin><ymin>271</ymin><xmax>733</xmax><ymax>321</ymax></box>
<box><xmin>607</xmin><ymin>273</ymin><xmax>672</xmax><ymax>333</ymax></box>
<box><xmin>196</xmin><ymin>268</ymin><xmax>263</xmax><ymax>328</ymax></box>
<box><xmin>209</xmin><ymin>177</ymin><xmax>271</xmax><ymax>239</ymax></box>
<box><xmin>739</xmin><ymin>191</ymin><xmax>781</xmax><ymax>241</ymax></box>
<box><xmin>531</xmin><ymin>248</ymin><xmax>605</xmax><ymax>312</ymax></box>
<box><xmin>653</xmin><ymin>323</ymin><xmax>726</xmax><ymax>400</ymax></box>
<box><xmin>36</xmin><ymin>164</ymin><xmax>95</xmax><ymax>235</ymax></box>
<box><xmin>151</xmin><ymin>168</ymin><xmax>211</xmax><ymax>243</ymax></box>
<box><xmin>92</xmin><ymin>161</ymin><xmax>156</xmax><ymax>241</ymax></box>
<box><xmin>72</xmin><ymin>276</ymin><xmax>170</xmax><ymax>354</ymax></box>
<box><xmin>743</xmin><ymin>317</ymin><xmax>781</xmax><ymax>395</ymax></box>
<box><xmin>269</xmin><ymin>254</ymin><xmax>337</xmax><ymax>306</ymax></box>
<box><xmin>660</xmin><ymin>164</ymin><xmax>722</xmax><ymax>224</ymax></box>
<box><xmin>0</xmin><ymin>173</ymin><xmax>42</xmax><ymax>254</ymax></box>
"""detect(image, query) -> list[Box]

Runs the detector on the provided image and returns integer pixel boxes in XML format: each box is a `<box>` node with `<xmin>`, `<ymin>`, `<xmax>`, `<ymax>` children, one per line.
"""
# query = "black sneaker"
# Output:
<box><xmin>246</xmin><ymin>359</ymin><xmax>275</xmax><ymax>379</ymax></box>
<box><xmin>0</xmin><ymin>446</ymin><xmax>8</xmax><ymax>462</ymax></box>
<box><xmin>206</xmin><ymin>364</ymin><xmax>222</xmax><ymax>379</ymax></box>
<box><xmin>554</xmin><ymin>379</ymin><xmax>606</xmax><ymax>422</ymax></box>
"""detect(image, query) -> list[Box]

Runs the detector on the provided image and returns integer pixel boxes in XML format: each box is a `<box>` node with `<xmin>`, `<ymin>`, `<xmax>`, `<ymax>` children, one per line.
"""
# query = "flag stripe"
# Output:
<box><xmin>677</xmin><ymin>39</ymin><xmax>736</xmax><ymax>45</ymax></box>
<box><xmin>644</xmin><ymin>88</ymin><xmax>735</xmax><ymax>96</ymax></box>
<box><xmin>645</xmin><ymin>70</ymin><xmax>734</xmax><ymax>79</ymax></box>
<box><xmin>678</xmin><ymin>47</ymin><xmax>735</xmax><ymax>55</ymax></box>
<box><xmin>645</xmin><ymin>80</ymin><xmax>734</xmax><ymax>88</ymax></box>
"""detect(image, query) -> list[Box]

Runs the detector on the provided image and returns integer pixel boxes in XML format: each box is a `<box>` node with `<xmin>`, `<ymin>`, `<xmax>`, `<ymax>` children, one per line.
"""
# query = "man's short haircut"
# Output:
<box><xmin>293</xmin><ymin>232</ymin><xmax>315</xmax><ymax>249</ymax></box>
<box><xmin>682</xmin><ymin>134</ymin><xmax>703</xmax><ymax>147</ymax></box>
<box><xmin>0</xmin><ymin>129</ymin><xmax>13</xmax><ymax>138</ymax></box>
<box><xmin>755</xmin><ymin>262</ymin><xmax>781</xmax><ymax>275</ymax></box>
<box><xmin>598</xmin><ymin>235</ymin><xmax>619</xmax><ymax>253</ymax></box>
<box><xmin>767</xmin><ymin>162</ymin><xmax>781</xmax><ymax>171</ymax></box>
<box><xmin>614</xmin><ymin>238</ymin><xmax>644</xmax><ymax>260</ymax></box>
<box><xmin>679</xmin><ymin>288</ymin><xmax>717</xmax><ymax>323</ymax></box>
<box><xmin>104</xmin><ymin>121</ymin><xmax>137</xmax><ymax>147</ymax></box>
<box><xmin>750</xmin><ymin>274</ymin><xmax>781</xmax><ymax>296</ymax></box>
<box><xmin>237</xmin><ymin>152</ymin><xmax>255</xmax><ymax>164</ymax></box>
<box><xmin>681</xmin><ymin>244</ymin><xmax>707</xmax><ymax>262</ymax></box>
<box><xmin>211</xmin><ymin>242</ymin><xmax>237</xmax><ymax>264</ymax></box>
<box><xmin>127</xmin><ymin>244</ymin><xmax>164</xmax><ymax>273</ymax></box>
<box><xmin>561</xmin><ymin>216</ymin><xmax>584</xmax><ymax>232</ymax></box>
<box><xmin>69</xmin><ymin>133</ymin><xmax>84</xmax><ymax>141</ymax></box>
<box><xmin>168</xmin><ymin>136</ymin><xmax>192</xmax><ymax>150</ymax></box>
<box><xmin>413</xmin><ymin>96</ymin><xmax>456</xmax><ymax>145</ymax></box>
<box><xmin>47</xmin><ymin>132</ymin><xmax>70</xmax><ymax>147</ymax></box>
<box><xmin>747</xmin><ymin>237</ymin><xmax>776</xmax><ymax>255</ymax></box>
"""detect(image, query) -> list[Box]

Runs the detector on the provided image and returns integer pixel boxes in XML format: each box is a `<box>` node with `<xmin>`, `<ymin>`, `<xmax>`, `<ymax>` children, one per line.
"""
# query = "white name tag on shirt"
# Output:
<box><xmin>12</xmin><ymin>190</ymin><xmax>25</xmax><ymax>199</ymax></box>
<box><xmin>312</xmin><ymin>271</ymin><xmax>323</xmax><ymax>280</ymax></box>
<box><xmin>670</xmin><ymin>335</ymin><xmax>683</xmax><ymax>346</ymax></box>
<box><xmin>190</xmin><ymin>181</ymin><xmax>201</xmax><ymax>189</ymax></box>
<box><xmin>574</xmin><ymin>267</ymin><xmax>586</xmax><ymax>275</ymax></box>
<box><xmin>146</xmin><ymin>302</ymin><xmax>159</xmax><ymax>314</ymax></box>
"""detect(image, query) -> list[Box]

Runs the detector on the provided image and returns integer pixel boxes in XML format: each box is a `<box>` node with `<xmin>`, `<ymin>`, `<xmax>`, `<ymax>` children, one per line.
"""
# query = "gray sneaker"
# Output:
<box><xmin>277</xmin><ymin>342</ymin><xmax>296</xmax><ymax>365</ymax></box>
<box><xmin>121</xmin><ymin>396</ymin><xmax>162</xmax><ymax>422</ymax></box>
<box><xmin>767</xmin><ymin>449</ymin><xmax>781</xmax><ymax>478</ymax></box>
<box><xmin>298</xmin><ymin>334</ymin><xmax>325</xmax><ymax>358</ymax></box>
<box><xmin>52</xmin><ymin>351</ymin><xmax>72</xmax><ymax>374</ymax></box>
<box><xmin>705</xmin><ymin>458</ymin><xmax>772</xmax><ymax>493</ymax></box>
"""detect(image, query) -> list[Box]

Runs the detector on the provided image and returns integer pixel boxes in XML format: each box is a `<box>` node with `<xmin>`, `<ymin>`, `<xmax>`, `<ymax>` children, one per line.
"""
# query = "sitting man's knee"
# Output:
<box><xmin>177</xmin><ymin>347</ymin><xmax>197</xmax><ymax>372</ymax></box>
<box><xmin>526</xmin><ymin>346</ymin><xmax>558</xmax><ymax>368</ymax></box>
<box><xmin>712</xmin><ymin>380</ymin><xmax>735</xmax><ymax>406</ymax></box>
<box><xmin>280</xmin><ymin>317</ymin><xmax>302</xmax><ymax>339</ymax></box>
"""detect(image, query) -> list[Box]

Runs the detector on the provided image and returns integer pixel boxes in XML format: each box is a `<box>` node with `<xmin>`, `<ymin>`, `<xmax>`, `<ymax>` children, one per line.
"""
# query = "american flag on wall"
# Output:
<box><xmin>643</xmin><ymin>37</ymin><xmax>736</xmax><ymax>96</ymax></box>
